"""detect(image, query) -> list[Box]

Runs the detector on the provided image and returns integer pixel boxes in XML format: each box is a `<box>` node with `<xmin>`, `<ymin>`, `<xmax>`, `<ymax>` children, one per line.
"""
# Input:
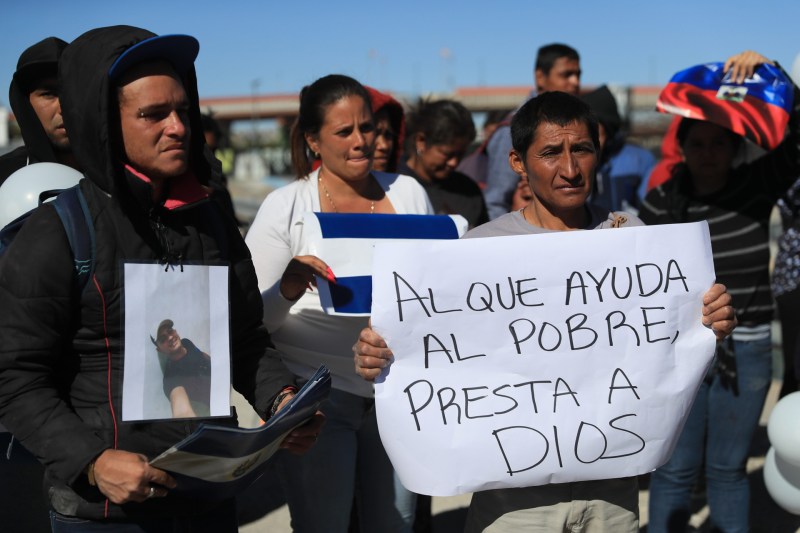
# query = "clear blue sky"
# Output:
<box><xmin>2</xmin><ymin>0</ymin><xmax>799</xmax><ymax>104</ymax></box>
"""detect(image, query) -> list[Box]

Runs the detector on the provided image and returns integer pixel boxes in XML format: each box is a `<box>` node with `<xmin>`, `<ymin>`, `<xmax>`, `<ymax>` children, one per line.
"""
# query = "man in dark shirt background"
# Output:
<box><xmin>0</xmin><ymin>37</ymin><xmax>77</xmax><ymax>184</ymax></box>
<box><xmin>152</xmin><ymin>319</ymin><xmax>212</xmax><ymax>419</ymax></box>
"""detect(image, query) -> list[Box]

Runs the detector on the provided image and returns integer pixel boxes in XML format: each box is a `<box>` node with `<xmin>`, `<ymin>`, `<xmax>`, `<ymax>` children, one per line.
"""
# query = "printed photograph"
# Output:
<box><xmin>122</xmin><ymin>263</ymin><xmax>231</xmax><ymax>421</ymax></box>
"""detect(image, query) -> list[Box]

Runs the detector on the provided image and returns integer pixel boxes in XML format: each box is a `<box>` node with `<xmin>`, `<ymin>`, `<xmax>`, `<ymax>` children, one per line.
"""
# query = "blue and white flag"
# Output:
<box><xmin>303</xmin><ymin>213</ymin><xmax>468</xmax><ymax>316</ymax></box>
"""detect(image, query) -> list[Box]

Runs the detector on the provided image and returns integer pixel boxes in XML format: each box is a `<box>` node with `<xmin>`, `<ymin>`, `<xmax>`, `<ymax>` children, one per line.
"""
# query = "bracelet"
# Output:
<box><xmin>269</xmin><ymin>386</ymin><xmax>298</xmax><ymax>418</ymax></box>
<box><xmin>85</xmin><ymin>461</ymin><xmax>97</xmax><ymax>486</ymax></box>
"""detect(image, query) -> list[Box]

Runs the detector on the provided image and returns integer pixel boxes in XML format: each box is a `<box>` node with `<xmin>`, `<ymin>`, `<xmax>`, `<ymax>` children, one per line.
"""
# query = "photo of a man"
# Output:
<box><xmin>122</xmin><ymin>262</ymin><xmax>231</xmax><ymax>422</ymax></box>
<box><xmin>151</xmin><ymin>319</ymin><xmax>211</xmax><ymax>418</ymax></box>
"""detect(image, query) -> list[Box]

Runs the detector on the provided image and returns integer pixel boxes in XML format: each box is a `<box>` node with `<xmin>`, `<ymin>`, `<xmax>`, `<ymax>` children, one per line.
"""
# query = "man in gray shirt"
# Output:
<box><xmin>353</xmin><ymin>91</ymin><xmax>736</xmax><ymax>532</ymax></box>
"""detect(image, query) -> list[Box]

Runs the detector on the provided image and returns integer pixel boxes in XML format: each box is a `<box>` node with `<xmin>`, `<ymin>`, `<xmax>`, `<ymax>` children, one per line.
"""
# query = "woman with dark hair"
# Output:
<box><xmin>366</xmin><ymin>86</ymin><xmax>405</xmax><ymax>173</ymax></box>
<box><xmin>640</xmin><ymin>50</ymin><xmax>800</xmax><ymax>533</ymax></box>
<box><xmin>245</xmin><ymin>74</ymin><xmax>432</xmax><ymax>533</ymax></box>
<box><xmin>400</xmin><ymin>99</ymin><xmax>489</xmax><ymax>228</ymax></box>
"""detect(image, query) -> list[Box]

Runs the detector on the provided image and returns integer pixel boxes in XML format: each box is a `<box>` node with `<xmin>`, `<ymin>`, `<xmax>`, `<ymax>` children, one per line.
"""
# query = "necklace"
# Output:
<box><xmin>318</xmin><ymin>171</ymin><xmax>375</xmax><ymax>214</ymax></box>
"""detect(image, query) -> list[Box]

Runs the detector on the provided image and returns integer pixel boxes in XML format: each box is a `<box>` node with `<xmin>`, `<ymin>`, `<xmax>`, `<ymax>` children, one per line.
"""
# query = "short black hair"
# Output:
<box><xmin>535</xmin><ymin>43</ymin><xmax>580</xmax><ymax>75</ymax></box>
<box><xmin>407</xmin><ymin>99</ymin><xmax>476</xmax><ymax>146</ymax></box>
<box><xmin>510</xmin><ymin>91</ymin><xmax>599</xmax><ymax>156</ymax></box>
<box><xmin>484</xmin><ymin>109</ymin><xmax>510</xmax><ymax>128</ymax></box>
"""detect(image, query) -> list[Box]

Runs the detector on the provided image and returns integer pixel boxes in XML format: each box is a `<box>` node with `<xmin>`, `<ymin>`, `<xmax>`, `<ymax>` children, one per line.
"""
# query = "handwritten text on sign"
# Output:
<box><xmin>371</xmin><ymin>222</ymin><xmax>716</xmax><ymax>496</ymax></box>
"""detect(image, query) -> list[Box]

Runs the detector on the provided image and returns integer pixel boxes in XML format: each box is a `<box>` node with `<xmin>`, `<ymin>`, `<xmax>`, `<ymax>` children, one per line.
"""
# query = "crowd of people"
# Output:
<box><xmin>0</xmin><ymin>24</ymin><xmax>795</xmax><ymax>533</ymax></box>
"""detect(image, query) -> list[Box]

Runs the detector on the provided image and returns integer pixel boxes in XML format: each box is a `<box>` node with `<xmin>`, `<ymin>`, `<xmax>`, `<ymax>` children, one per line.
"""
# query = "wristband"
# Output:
<box><xmin>269</xmin><ymin>386</ymin><xmax>298</xmax><ymax>418</ymax></box>
<box><xmin>85</xmin><ymin>461</ymin><xmax>97</xmax><ymax>486</ymax></box>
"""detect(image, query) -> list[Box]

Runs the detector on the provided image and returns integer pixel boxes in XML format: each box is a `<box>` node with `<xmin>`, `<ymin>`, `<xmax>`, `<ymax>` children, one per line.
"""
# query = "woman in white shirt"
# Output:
<box><xmin>245</xmin><ymin>74</ymin><xmax>432</xmax><ymax>533</ymax></box>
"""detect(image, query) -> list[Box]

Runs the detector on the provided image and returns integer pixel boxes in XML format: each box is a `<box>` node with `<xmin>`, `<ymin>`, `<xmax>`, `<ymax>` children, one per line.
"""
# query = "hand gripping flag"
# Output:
<box><xmin>303</xmin><ymin>213</ymin><xmax>468</xmax><ymax>316</ymax></box>
<box><xmin>657</xmin><ymin>62</ymin><xmax>794</xmax><ymax>150</ymax></box>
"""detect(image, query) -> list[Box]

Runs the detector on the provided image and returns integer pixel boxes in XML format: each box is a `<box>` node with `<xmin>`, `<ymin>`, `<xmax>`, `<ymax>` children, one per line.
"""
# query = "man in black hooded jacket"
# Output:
<box><xmin>0</xmin><ymin>26</ymin><xmax>321</xmax><ymax>530</ymax></box>
<box><xmin>0</xmin><ymin>36</ymin><xmax>77</xmax><ymax>184</ymax></box>
<box><xmin>0</xmin><ymin>35</ymin><xmax>75</xmax><ymax>533</ymax></box>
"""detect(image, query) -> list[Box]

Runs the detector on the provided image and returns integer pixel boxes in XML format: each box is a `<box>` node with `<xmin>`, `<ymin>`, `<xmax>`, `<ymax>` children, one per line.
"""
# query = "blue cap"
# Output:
<box><xmin>108</xmin><ymin>34</ymin><xmax>199</xmax><ymax>81</ymax></box>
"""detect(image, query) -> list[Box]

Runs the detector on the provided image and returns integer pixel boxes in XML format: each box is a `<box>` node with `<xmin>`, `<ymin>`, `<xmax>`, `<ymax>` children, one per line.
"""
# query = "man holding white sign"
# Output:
<box><xmin>354</xmin><ymin>91</ymin><xmax>736</xmax><ymax>532</ymax></box>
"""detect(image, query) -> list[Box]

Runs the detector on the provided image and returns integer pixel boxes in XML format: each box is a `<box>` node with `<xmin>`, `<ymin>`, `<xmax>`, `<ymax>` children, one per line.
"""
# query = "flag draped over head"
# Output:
<box><xmin>657</xmin><ymin>62</ymin><xmax>794</xmax><ymax>150</ymax></box>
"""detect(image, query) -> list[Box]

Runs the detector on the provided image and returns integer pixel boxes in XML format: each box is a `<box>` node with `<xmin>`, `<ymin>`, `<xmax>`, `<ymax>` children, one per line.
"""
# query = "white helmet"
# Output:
<box><xmin>0</xmin><ymin>162</ymin><xmax>83</xmax><ymax>228</ymax></box>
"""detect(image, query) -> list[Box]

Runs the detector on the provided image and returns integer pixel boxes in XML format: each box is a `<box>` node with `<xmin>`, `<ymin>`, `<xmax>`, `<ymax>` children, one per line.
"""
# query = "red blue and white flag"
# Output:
<box><xmin>657</xmin><ymin>62</ymin><xmax>794</xmax><ymax>150</ymax></box>
<box><xmin>304</xmin><ymin>213</ymin><xmax>468</xmax><ymax>316</ymax></box>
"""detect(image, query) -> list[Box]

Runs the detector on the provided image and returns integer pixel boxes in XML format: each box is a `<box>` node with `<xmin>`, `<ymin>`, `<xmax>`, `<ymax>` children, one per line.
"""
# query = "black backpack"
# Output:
<box><xmin>0</xmin><ymin>184</ymin><xmax>94</xmax><ymax>441</ymax></box>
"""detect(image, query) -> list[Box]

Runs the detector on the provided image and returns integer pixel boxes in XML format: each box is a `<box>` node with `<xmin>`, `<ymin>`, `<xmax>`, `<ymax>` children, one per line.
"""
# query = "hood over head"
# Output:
<box><xmin>366</xmin><ymin>86</ymin><xmax>405</xmax><ymax>171</ymax></box>
<box><xmin>58</xmin><ymin>25</ymin><xmax>210</xmax><ymax>204</ymax></box>
<box><xmin>580</xmin><ymin>85</ymin><xmax>621</xmax><ymax>142</ymax></box>
<box><xmin>9</xmin><ymin>37</ymin><xmax>68</xmax><ymax>164</ymax></box>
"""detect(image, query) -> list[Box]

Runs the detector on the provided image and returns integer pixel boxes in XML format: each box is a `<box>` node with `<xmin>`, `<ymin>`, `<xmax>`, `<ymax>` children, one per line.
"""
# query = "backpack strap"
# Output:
<box><xmin>51</xmin><ymin>185</ymin><xmax>95</xmax><ymax>293</ymax></box>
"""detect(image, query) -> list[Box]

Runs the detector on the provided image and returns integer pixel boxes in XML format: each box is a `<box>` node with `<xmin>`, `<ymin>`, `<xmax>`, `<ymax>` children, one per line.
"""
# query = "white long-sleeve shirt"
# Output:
<box><xmin>245</xmin><ymin>169</ymin><xmax>433</xmax><ymax>396</ymax></box>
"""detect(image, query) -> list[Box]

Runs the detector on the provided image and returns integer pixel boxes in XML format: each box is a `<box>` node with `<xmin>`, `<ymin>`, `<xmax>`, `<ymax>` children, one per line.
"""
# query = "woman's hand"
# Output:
<box><xmin>353</xmin><ymin>326</ymin><xmax>393</xmax><ymax>381</ymax></box>
<box><xmin>280</xmin><ymin>255</ymin><xmax>335</xmax><ymax>301</ymax></box>
<box><xmin>724</xmin><ymin>50</ymin><xmax>774</xmax><ymax>84</ymax></box>
<box><xmin>701</xmin><ymin>283</ymin><xmax>737</xmax><ymax>341</ymax></box>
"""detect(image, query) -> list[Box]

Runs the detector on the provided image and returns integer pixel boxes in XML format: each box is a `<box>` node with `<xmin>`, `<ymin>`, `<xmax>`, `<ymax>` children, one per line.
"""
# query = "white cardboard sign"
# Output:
<box><xmin>371</xmin><ymin>222</ymin><xmax>717</xmax><ymax>496</ymax></box>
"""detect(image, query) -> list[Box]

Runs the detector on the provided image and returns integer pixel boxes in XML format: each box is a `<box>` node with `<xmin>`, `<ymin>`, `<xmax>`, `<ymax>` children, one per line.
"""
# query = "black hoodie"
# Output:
<box><xmin>0</xmin><ymin>26</ymin><xmax>294</xmax><ymax>520</ymax></box>
<box><xmin>0</xmin><ymin>37</ymin><xmax>68</xmax><ymax>184</ymax></box>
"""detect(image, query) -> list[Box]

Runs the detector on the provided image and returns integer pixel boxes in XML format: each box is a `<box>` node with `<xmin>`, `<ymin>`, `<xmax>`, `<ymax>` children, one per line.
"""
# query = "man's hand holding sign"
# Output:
<box><xmin>362</xmin><ymin>222</ymin><xmax>729</xmax><ymax>494</ymax></box>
